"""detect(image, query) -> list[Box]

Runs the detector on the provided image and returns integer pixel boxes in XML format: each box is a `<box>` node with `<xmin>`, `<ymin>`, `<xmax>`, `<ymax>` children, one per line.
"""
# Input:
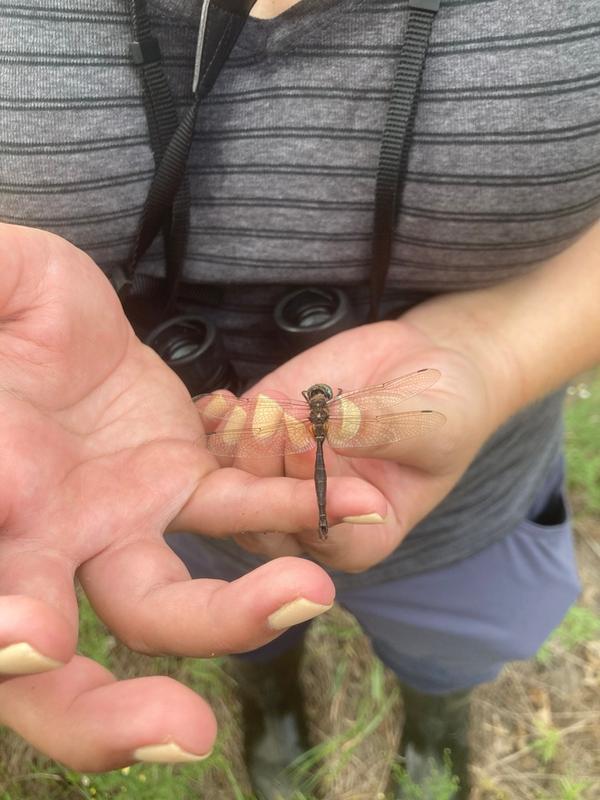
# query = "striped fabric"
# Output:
<box><xmin>1</xmin><ymin>0</ymin><xmax>599</xmax><ymax>583</ymax></box>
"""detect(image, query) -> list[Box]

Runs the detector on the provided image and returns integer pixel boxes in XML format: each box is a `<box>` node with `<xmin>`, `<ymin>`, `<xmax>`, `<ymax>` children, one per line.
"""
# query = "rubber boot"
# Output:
<box><xmin>232</xmin><ymin>639</ymin><xmax>311</xmax><ymax>800</ymax></box>
<box><xmin>389</xmin><ymin>683</ymin><xmax>472</xmax><ymax>799</ymax></box>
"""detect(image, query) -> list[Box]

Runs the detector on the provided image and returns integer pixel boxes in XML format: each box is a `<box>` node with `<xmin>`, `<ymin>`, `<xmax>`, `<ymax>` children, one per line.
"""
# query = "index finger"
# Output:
<box><xmin>78</xmin><ymin>541</ymin><xmax>335</xmax><ymax>657</ymax></box>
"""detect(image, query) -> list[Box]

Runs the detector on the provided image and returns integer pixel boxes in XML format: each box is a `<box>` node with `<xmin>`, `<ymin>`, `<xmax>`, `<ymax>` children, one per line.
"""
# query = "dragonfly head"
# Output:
<box><xmin>303</xmin><ymin>383</ymin><xmax>334</xmax><ymax>402</ymax></box>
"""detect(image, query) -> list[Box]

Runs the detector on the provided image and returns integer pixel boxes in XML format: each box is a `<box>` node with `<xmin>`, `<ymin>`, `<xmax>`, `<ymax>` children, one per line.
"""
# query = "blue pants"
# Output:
<box><xmin>168</xmin><ymin>463</ymin><xmax>580</xmax><ymax>694</ymax></box>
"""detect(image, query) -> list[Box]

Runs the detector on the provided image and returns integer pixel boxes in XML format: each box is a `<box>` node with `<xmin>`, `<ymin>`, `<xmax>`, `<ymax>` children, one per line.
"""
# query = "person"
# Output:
<box><xmin>0</xmin><ymin>0</ymin><xmax>598</xmax><ymax>797</ymax></box>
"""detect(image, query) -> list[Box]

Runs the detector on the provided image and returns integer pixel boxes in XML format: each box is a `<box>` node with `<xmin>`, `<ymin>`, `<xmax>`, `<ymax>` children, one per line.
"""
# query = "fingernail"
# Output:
<box><xmin>342</xmin><ymin>512</ymin><xmax>386</xmax><ymax>524</ymax></box>
<box><xmin>133</xmin><ymin>742</ymin><xmax>212</xmax><ymax>763</ymax></box>
<box><xmin>268</xmin><ymin>598</ymin><xmax>333</xmax><ymax>631</ymax></box>
<box><xmin>0</xmin><ymin>642</ymin><xmax>64</xmax><ymax>675</ymax></box>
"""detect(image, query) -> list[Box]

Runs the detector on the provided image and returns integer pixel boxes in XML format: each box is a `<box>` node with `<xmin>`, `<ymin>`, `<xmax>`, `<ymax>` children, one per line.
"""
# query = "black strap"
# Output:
<box><xmin>112</xmin><ymin>0</ymin><xmax>257</xmax><ymax>308</ymax></box>
<box><xmin>127</xmin><ymin>0</ymin><xmax>191</xmax><ymax>312</ymax></box>
<box><xmin>370</xmin><ymin>0</ymin><xmax>441</xmax><ymax>322</ymax></box>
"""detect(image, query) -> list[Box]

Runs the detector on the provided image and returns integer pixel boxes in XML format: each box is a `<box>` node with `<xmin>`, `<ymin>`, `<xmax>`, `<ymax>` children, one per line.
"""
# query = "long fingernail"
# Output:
<box><xmin>342</xmin><ymin>512</ymin><xmax>386</xmax><ymax>524</ymax></box>
<box><xmin>0</xmin><ymin>642</ymin><xmax>64</xmax><ymax>675</ymax></box>
<box><xmin>133</xmin><ymin>742</ymin><xmax>212</xmax><ymax>763</ymax></box>
<box><xmin>268</xmin><ymin>598</ymin><xmax>333</xmax><ymax>631</ymax></box>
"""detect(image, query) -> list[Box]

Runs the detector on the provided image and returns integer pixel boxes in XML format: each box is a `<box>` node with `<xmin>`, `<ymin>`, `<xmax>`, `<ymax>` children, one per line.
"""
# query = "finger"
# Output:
<box><xmin>233</xmin><ymin>530</ymin><xmax>305</xmax><ymax>559</ymax></box>
<box><xmin>302</xmin><ymin>518</ymin><xmax>397</xmax><ymax>573</ymax></box>
<box><xmin>78</xmin><ymin>543</ymin><xmax>335</xmax><ymax>656</ymax></box>
<box><xmin>0</xmin><ymin>546</ymin><xmax>78</xmax><ymax>674</ymax></box>
<box><xmin>194</xmin><ymin>389</ymin><xmax>238</xmax><ymax>434</ymax></box>
<box><xmin>303</xmin><ymin>462</ymin><xmax>455</xmax><ymax>573</ymax></box>
<box><xmin>0</xmin><ymin>656</ymin><xmax>216</xmax><ymax>771</ymax></box>
<box><xmin>328</xmin><ymin>413</ymin><xmax>449</xmax><ymax>471</ymax></box>
<box><xmin>196</xmin><ymin>390</ymin><xmax>292</xmax><ymax>477</ymax></box>
<box><xmin>194</xmin><ymin>389</ymin><xmax>240</xmax><ymax>470</ymax></box>
<box><xmin>283</xmin><ymin>440</ymin><xmax>349</xmax><ymax>482</ymax></box>
<box><xmin>233</xmin><ymin>450</ymin><xmax>285</xmax><ymax>478</ymax></box>
<box><xmin>223</xmin><ymin>447</ymin><xmax>380</xmax><ymax>561</ymax></box>
<box><xmin>172</xmin><ymin>468</ymin><xmax>388</xmax><ymax>536</ymax></box>
<box><xmin>351</xmin><ymin>457</ymin><xmax>456</xmax><ymax>540</ymax></box>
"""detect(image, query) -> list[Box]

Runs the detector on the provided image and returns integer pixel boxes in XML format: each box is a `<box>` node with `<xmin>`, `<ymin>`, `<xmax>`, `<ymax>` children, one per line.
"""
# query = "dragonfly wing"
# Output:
<box><xmin>205</xmin><ymin>415</ymin><xmax>316</xmax><ymax>458</ymax></box>
<box><xmin>195</xmin><ymin>392</ymin><xmax>308</xmax><ymax>423</ymax></box>
<box><xmin>327</xmin><ymin>368</ymin><xmax>441</xmax><ymax>416</ymax></box>
<box><xmin>326</xmin><ymin>410</ymin><xmax>446</xmax><ymax>449</ymax></box>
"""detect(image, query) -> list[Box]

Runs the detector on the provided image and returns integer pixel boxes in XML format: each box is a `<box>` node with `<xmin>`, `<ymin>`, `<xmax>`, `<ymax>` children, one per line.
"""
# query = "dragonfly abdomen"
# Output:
<box><xmin>314</xmin><ymin>435</ymin><xmax>328</xmax><ymax>540</ymax></box>
<box><xmin>305</xmin><ymin>389</ymin><xmax>333</xmax><ymax>539</ymax></box>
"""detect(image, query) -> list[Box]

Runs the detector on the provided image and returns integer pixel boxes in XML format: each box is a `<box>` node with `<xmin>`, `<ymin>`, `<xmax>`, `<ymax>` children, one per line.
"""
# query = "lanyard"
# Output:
<box><xmin>109</xmin><ymin>0</ymin><xmax>258</xmax><ymax>312</ymax></box>
<box><xmin>111</xmin><ymin>0</ymin><xmax>441</xmax><ymax>322</ymax></box>
<box><xmin>371</xmin><ymin>0</ymin><xmax>441</xmax><ymax>321</ymax></box>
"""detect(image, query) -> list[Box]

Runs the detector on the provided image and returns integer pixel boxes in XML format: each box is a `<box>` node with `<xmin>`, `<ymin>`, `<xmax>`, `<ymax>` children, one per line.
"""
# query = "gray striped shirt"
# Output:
<box><xmin>2</xmin><ymin>0</ymin><xmax>599</xmax><ymax>585</ymax></box>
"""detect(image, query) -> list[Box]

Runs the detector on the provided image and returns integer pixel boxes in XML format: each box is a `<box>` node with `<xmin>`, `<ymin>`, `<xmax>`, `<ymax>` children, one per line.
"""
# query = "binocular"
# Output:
<box><xmin>144</xmin><ymin>286</ymin><xmax>356</xmax><ymax>395</ymax></box>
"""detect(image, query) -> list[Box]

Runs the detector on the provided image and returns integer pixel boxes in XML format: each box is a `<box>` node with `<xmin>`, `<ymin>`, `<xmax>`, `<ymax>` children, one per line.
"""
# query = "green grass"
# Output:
<box><xmin>389</xmin><ymin>750</ymin><xmax>460</xmax><ymax>800</ymax></box>
<box><xmin>531</xmin><ymin>722</ymin><xmax>562</xmax><ymax>765</ymax></box>
<box><xmin>54</xmin><ymin>763</ymin><xmax>212</xmax><ymax>800</ymax></box>
<box><xmin>564</xmin><ymin>371</ymin><xmax>600</xmax><ymax>512</ymax></box>
<box><xmin>537</xmin><ymin>776</ymin><xmax>593</xmax><ymax>800</ymax></box>
<box><xmin>76</xmin><ymin>591</ymin><xmax>114</xmax><ymax>669</ymax></box>
<box><xmin>536</xmin><ymin>601</ymin><xmax>600</xmax><ymax>666</ymax></box>
<box><xmin>533</xmin><ymin>370</ymin><xmax>600</xmax><ymax>671</ymax></box>
<box><xmin>291</xmin><ymin>666</ymin><xmax>400</xmax><ymax>794</ymax></box>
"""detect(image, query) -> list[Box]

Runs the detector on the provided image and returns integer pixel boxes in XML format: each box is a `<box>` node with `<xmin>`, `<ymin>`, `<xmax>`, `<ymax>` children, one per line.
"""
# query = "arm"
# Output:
<box><xmin>403</xmin><ymin>219</ymin><xmax>600</xmax><ymax>431</ymax></box>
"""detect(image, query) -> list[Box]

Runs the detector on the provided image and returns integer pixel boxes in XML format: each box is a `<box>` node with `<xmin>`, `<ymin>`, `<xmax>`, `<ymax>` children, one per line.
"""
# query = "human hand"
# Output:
<box><xmin>198</xmin><ymin>312</ymin><xmax>516</xmax><ymax>572</ymax></box>
<box><xmin>0</xmin><ymin>225</ymin><xmax>341</xmax><ymax>770</ymax></box>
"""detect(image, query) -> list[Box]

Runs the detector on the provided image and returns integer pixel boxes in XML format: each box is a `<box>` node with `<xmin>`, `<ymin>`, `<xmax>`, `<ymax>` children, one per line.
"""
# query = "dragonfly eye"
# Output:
<box><xmin>306</xmin><ymin>383</ymin><xmax>334</xmax><ymax>401</ymax></box>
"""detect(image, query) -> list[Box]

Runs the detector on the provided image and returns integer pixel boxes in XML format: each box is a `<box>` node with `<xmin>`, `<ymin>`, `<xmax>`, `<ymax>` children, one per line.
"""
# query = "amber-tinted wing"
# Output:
<box><xmin>197</xmin><ymin>368</ymin><xmax>444</xmax><ymax>456</ymax></box>
<box><xmin>325</xmin><ymin>410</ymin><xmax>445</xmax><ymax>449</ymax></box>
<box><xmin>326</xmin><ymin>368</ymin><xmax>441</xmax><ymax>416</ymax></box>
<box><xmin>197</xmin><ymin>393</ymin><xmax>315</xmax><ymax>457</ymax></box>
<box><xmin>204</xmin><ymin>415</ymin><xmax>316</xmax><ymax>457</ymax></box>
<box><xmin>195</xmin><ymin>392</ymin><xmax>308</xmax><ymax>425</ymax></box>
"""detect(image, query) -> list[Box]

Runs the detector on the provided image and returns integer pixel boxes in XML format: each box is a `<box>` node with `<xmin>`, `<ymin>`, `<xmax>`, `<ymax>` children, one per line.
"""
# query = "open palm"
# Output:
<box><xmin>0</xmin><ymin>225</ymin><xmax>339</xmax><ymax>769</ymax></box>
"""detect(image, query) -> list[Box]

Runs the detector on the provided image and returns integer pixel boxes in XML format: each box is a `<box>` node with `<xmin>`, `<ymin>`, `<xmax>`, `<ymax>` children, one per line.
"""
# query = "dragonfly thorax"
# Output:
<box><xmin>303</xmin><ymin>383</ymin><xmax>334</xmax><ymax>402</ymax></box>
<box><xmin>302</xmin><ymin>384</ymin><xmax>333</xmax><ymax>434</ymax></box>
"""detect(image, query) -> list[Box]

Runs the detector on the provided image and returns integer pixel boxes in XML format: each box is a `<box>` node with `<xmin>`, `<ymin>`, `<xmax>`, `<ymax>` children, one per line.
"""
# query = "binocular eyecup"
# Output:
<box><xmin>273</xmin><ymin>286</ymin><xmax>354</xmax><ymax>353</ymax></box>
<box><xmin>144</xmin><ymin>286</ymin><xmax>355</xmax><ymax>395</ymax></box>
<box><xmin>144</xmin><ymin>314</ymin><xmax>238</xmax><ymax>396</ymax></box>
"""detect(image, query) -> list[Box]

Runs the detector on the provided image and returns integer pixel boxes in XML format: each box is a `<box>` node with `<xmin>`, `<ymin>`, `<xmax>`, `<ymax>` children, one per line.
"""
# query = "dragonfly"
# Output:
<box><xmin>195</xmin><ymin>368</ymin><xmax>445</xmax><ymax>540</ymax></box>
